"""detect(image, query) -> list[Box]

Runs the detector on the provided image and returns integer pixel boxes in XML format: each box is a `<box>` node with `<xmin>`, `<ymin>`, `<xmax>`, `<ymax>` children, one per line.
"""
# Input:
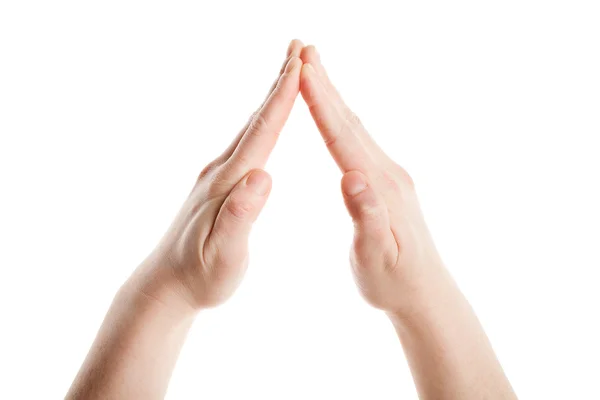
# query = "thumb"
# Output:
<box><xmin>341</xmin><ymin>171</ymin><xmax>397</xmax><ymax>270</ymax></box>
<box><xmin>208</xmin><ymin>169</ymin><xmax>272</xmax><ymax>266</ymax></box>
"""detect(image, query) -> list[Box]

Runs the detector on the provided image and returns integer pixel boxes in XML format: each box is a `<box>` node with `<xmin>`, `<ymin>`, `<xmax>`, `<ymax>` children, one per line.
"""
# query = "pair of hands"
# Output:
<box><xmin>130</xmin><ymin>40</ymin><xmax>444</xmax><ymax>317</ymax></box>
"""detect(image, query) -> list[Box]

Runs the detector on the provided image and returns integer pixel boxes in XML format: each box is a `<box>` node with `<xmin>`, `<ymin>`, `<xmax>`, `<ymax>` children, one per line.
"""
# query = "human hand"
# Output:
<box><xmin>299</xmin><ymin>46</ymin><xmax>447</xmax><ymax>316</ymax></box>
<box><xmin>128</xmin><ymin>40</ymin><xmax>304</xmax><ymax>312</ymax></box>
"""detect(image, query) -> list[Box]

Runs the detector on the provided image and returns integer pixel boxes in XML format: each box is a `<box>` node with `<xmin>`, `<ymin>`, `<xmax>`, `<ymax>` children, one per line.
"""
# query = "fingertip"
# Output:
<box><xmin>300</xmin><ymin>45</ymin><xmax>319</xmax><ymax>64</ymax></box>
<box><xmin>287</xmin><ymin>39</ymin><xmax>304</xmax><ymax>56</ymax></box>
<box><xmin>285</xmin><ymin>56</ymin><xmax>302</xmax><ymax>74</ymax></box>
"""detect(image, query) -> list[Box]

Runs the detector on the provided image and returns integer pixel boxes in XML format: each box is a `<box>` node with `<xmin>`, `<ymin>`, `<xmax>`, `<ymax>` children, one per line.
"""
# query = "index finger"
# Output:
<box><xmin>225</xmin><ymin>53</ymin><xmax>302</xmax><ymax>175</ymax></box>
<box><xmin>218</xmin><ymin>40</ymin><xmax>304</xmax><ymax>164</ymax></box>
<box><xmin>299</xmin><ymin>47</ymin><xmax>383</xmax><ymax>173</ymax></box>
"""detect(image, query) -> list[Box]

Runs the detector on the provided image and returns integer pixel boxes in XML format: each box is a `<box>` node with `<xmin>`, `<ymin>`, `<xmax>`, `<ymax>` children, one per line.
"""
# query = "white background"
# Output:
<box><xmin>1</xmin><ymin>1</ymin><xmax>599</xmax><ymax>399</ymax></box>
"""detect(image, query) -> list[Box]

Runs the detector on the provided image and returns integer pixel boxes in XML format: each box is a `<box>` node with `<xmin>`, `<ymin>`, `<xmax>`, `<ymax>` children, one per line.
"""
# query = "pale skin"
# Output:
<box><xmin>67</xmin><ymin>40</ymin><xmax>517</xmax><ymax>400</ymax></box>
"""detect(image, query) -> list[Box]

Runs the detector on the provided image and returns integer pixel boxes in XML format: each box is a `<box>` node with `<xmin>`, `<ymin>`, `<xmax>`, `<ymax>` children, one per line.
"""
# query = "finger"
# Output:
<box><xmin>261</xmin><ymin>39</ymin><xmax>304</xmax><ymax>106</ymax></box>
<box><xmin>287</xmin><ymin>39</ymin><xmax>305</xmax><ymax>58</ymax></box>
<box><xmin>300</xmin><ymin>48</ymin><xmax>389</xmax><ymax>173</ymax></box>
<box><xmin>301</xmin><ymin>62</ymin><xmax>373</xmax><ymax>172</ymax></box>
<box><xmin>225</xmin><ymin>55</ymin><xmax>302</xmax><ymax>174</ymax></box>
<box><xmin>341</xmin><ymin>171</ymin><xmax>398</xmax><ymax>270</ymax></box>
<box><xmin>217</xmin><ymin>40</ymin><xmax>304</xmax><ymax>163</ymax></box>
<box><xmin>207</xmin><ymin>169</ymin><xmax>272</xmax><ymax>266</ymax></box>
<box><xmin>300</xmin><ymin>45</ymin><xmax>342</xmax><ymax>102</ymax></box>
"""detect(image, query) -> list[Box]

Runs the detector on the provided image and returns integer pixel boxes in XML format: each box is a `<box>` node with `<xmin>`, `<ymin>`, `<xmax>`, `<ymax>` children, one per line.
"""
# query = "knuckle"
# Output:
<box><xmin>393</xmin><ymin>164</ymin><xmax>415</xmax><ymax>189</ymax></box>
<box><xmin>323</xmin><ymin>131</ymin><xmax>339</xmax><ymax>148</ymax></box>
<box><xmin>225</xmin><ymin>196</ymin><xmax>253</xmax><ymax>220</ymax></box>
<box><xmin>279</xmin><ymin>55</ymin><xmax>293</xmax><ymax>74</ymax></box>
<box><xmin>399</xmin><ymin>167</ymin><xmax>415</xmax><ymax>189</ymax></box>
<box><xmin>210</xmin><ymin>160</ymin><xmax>248</xmax><ymax>193</ymax></box>
<box><xmin>344</xmin><ymin>109</ymin><xmax>362</xmax><ymax>130</ymax></box>
<box><xmin>380</xmin><ymin>170</ymin><xmax>401</xmax><ymax>193</ymax></box>
<box><xmin>247</xmin><ymin>111</ymin><xmax>258</xmax><ymax>126</ymax></box>
<box><xmin>197</xmin><ymin>160</ymin><xmax>220</xmax><ymax>181</ymax></box>
<box><xmin>351</xmin><ymin>192</ymin><xmax>383</xmax><ymax>221</ymax></box>
<box><xmin>247</xmin><ymin>112</ymin><xmax>270</xmax><ymax>137</ymax></box>
<box><xmin>376</xmin><ymin>166</ymin><xmax>415</xmax><ymax>193</ymax></box>
<box><xmin>206</xmin><ymin>174</ymin><xmax>232</xmax><ymax>199</ymax></box>
<box><xmin>230</xmin><ymin>151</ymin><xmax>251</xmax><ymax>170</ymax></box>
<box><xmin>357</xmin><ymin>202</ymin><xmax>382</xmax><ymax>220</ymax></box>
<box><xmin>329</xmin><ymin>109</ymin><xmax>361</xmax><ymax>149</ymax></box>
<box><xmin>326</xmin><ymin>122</ymin><xmax>345</xmax><ymax>149</ymax></box>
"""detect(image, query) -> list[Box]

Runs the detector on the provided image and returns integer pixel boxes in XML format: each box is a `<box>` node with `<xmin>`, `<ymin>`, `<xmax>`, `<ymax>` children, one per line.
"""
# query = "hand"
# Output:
<box><xmin>299</xmin><ymin>46</ymin><xmax>446</xmax><ymax>316</ymax></box>
<box><xmin>128</xmin><ymin>40</ymin><xmax>304</xmax><ymax>312</ymax></box>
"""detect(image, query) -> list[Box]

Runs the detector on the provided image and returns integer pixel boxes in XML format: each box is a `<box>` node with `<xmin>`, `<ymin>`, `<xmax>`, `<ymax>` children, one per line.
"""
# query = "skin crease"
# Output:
<box><xmin>128</xmin><ymin>42</ymin><xmax>305</xmax><ymax>313</ymax></box>
<box><xmin>299</xmin><ymin>45</ymin><xmax>517</xmax><ymax>399</ymax></box>
<box><xmin>67</xmin><ymin>40</ymin><xmax>305</xmax><ymax>400</ymax></box>
<box><xmin>299</xmin><ymin>45</ymin><xmax>444</xmax><ymax>317</ymax></box>
<box><xmin>67</xmin><ymin>40</ymin><xmax>517</xmax><ymax>399</ymax></box>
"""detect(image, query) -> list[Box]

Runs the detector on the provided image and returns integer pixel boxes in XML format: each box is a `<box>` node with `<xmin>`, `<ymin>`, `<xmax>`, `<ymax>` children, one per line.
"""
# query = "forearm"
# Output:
<box><xmin>66</xmin><ymin>276</ymin><xmax>197</xmax><ymax>400</ymax></box>
<box><xmin>388</xmin><ymin>268</ymin><xmax>516</xmax><ymax>400</ymax></box>
<box><xmin>66</xmin><ymin>41</ymin><xmax>302</xmax><ymax>399</ymax></box>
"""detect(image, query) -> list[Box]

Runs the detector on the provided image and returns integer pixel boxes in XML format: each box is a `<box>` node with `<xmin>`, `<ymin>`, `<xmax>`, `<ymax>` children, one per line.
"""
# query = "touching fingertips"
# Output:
<box><xmin>246</xmin><ymin>170</ymin><xmax>271</xmax><ymax>195</ymax></box>
<box><xmin>285</xmin><ymin>56</ymin><xmax>302</xmax><ymax>74</ymax></box>
<box><xmin>300</xmin><ymin>63</ymin><xmax>319</xmax><ymax>99</ymax></box>
<box><xmin>300</xmin><ymin>45</ymin><xmax>319</xmax><ymax>64</ymax></box>
<box><xmin>287</xmin><ymin>39</ymin><xmax>304</xmax><ymax>56</ymax></box>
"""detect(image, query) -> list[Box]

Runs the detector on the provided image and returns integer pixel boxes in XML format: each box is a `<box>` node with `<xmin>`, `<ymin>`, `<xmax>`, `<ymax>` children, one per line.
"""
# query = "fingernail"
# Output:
<box><xmin>246</xmin><ymin>170</ymin><xmax>270</xmax><ymax>195</ymax></box>
<box><xmin>344</xmin><ymin>174</ymin><xmax>368</xmax><ymax>196</ymax></box>
<box><xmin>285</xmin><ymin>56</ymin><xmax>299</xmax><ymax>73</ymax></box>
<box><xmin>286</xmin><ymin>39</ymin><xmax>299</xmax><ymax>56</ymax></box>
<box><xmin>304</xmin><ymin>62</ymin><xmax>316</xmax><ymax>74</ymax></box>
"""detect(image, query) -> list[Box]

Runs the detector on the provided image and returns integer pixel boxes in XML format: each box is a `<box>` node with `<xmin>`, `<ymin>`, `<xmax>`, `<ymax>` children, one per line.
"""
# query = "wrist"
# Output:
<box><xmin>118</xmin><ymin>278</ymin><xmax>199</xmax><ymax>323</ymax></box>
<box><xmin>386</xmin><ymin>263</ymin><xmax>460</xmax><ymax>326</ymax></box>
<box><xmin>123</xmin><ymin>258</ymin><xmax>200</xmax><ymax>321</ymax></box>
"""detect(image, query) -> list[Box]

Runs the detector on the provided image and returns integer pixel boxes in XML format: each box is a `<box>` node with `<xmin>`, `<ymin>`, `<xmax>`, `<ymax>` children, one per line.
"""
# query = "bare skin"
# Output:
<box><xmin>299</xmin><ymin>45</ymin><xmax>517</xmax><ymax>399</ymax></box>
<box><xmin>66</xmin><ymin>40</ymin><xmax>304</xmax><ymax>400</ymax></box>
<box><xmin>67</xmin><ymin>40</ymin><xmax>517</xmax><ymax>399</ymax></box>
